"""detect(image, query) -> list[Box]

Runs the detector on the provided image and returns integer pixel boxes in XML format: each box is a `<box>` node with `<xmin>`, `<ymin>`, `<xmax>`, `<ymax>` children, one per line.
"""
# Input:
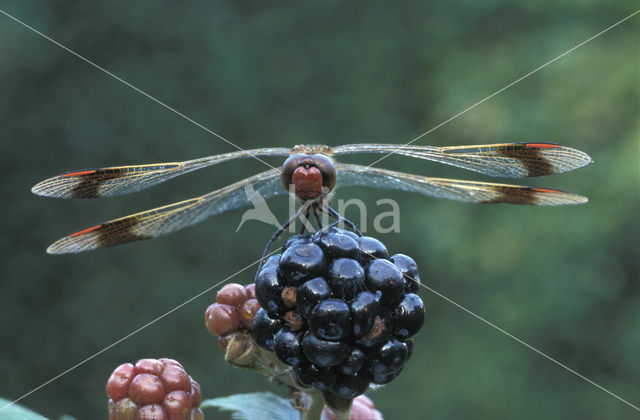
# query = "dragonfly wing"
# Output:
<box><xmin>332</xmin><ymin>143</ymin><xmax>592</xmax><ymax>178</ymax></box>
<box><xmin>47</xmin><ymin>169</ymin><xmax>284</xmax><ymax>254</ymax></box>
<box><xmin>32</xmin><ymin>147</ymin><xmax>291</xmax><ymax>199</ymax></box>
<box><xmin>335</xmin><ymin>163</ymin><xmax>588</xmax><ymax>206</ymax></box>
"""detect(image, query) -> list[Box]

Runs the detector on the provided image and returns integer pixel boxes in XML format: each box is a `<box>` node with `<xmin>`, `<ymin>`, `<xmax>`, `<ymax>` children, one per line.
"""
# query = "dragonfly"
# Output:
<box><xmin>32</xmin><ymin>142</ymin><xmax>592</xmax><ymax>254</ymax></box>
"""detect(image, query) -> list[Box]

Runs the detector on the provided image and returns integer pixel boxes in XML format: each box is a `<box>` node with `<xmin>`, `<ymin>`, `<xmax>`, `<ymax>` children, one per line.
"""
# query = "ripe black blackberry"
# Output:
<box><xmin>253</xmin><ymin>227</ymin><xmax>425</xmax><ymax>399</ymax></box>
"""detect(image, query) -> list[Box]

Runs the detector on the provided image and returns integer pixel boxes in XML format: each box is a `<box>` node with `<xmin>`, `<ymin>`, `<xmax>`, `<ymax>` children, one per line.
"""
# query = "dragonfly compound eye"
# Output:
<box><xmin>280</xmin><ymin>153</ymin><xmax>337</xmax><ymax>200</ymax></box>
<box><xmin>281</xmin><ymin>153</ymin><xmax>308</xmax><ymax>191</ymax></box>
<box><xmin>309</xmin><ymin>154</ymin><xmax>337</xmax><ymax>192</ymax></box>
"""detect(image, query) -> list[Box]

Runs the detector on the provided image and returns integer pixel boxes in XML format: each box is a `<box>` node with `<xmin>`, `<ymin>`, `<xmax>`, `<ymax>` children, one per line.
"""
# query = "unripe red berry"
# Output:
<box><xmin>244</xmin><ymin>283</ymin><xmax>256</xmax><ymax>300</ymax></box>
<box><xmin>162</xmin><ymin>390</ymin><xmax>192</xmax><ymax>419</ymax></box>
<box><xmin>107</xmin><ymin>358</ymin><xmax>203</xmax><ymax>420</ymax></box>
<box><xmin>159</xmin><ymin>358</ymin><xmax>184</xmax><ymax>369</ymax></box>
<box><xmin>129</xmin><ymin>373</ymin><xmax>165</xmax><ymax>405</ymax></box>
<box><xmin>135</xmin><ymin>359</ymin><xmax>164</xmax><ymax>376</ymax></box>
<box><xmin>239</xmin><ymin>299</ymin><xmax>261</xmax><ymax>330</ymax></box>
<box><xmin>110</xmin><ymin>397</ymin><xmax>137</xmax><ymax>420</ymax></box>
<box><xmin>136</xmin><ymin>404</ymin><xmax>168</xmax><ymax>420</ymax></box>
<box><xmin>190</xmin><ymin>379</ymin><xmax>202</xmax><ymax>407</ymax></box>
<box><xmin>217</xmin><ymin>283</ymin><xmax>248</xmax><ymax>307</ymax></box>
<box><xmin>161</xmin><ymin>364</ymin><xmax>191</xmax><ymax>392</ymax></box>
<box><xmin>323</xmin><ymin>395</ymin><xmax>383</xmax><ymax>420</ymax></box>
<box><xmin>205</xmin><ymin>303</ymin><xmax>240</xmax><ymax>336</ymax></box>
<box><xmin>356</xmin><ymin>394</ymin><xmax>376</xmax><ymax>410</ymax></box>
<box><xmin>106</xmin><ymin>363</ymin><xmax>135</xmax><ymax>402</ymax></box>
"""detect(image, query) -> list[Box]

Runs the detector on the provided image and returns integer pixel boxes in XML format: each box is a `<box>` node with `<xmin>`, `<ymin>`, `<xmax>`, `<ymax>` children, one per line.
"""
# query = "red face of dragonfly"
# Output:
<box><xmin>281</xmin><ymin>153</ymin><xmax>337</xmax><ymax>200</ymax></box>
<box><xmin>31</xmin><ymin>141</ymin><xmax>592</xmax><ymax>254</ymax></box>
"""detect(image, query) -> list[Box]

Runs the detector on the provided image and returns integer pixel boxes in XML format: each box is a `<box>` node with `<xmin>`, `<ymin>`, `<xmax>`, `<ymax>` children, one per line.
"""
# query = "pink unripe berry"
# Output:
<box><xmin>239</xmin><ymin>299</ymin><xmax>261</xmax><ymax>330</ymax></box>
<box><xmin>161</xmin><ymin>364</ymin><xmax>191</xmax><ymax>393</ymax></box>
<box><xmin>244</xmin><ymin>283</ymin><xmax>256</xmax><ymax>300</ymax></box>
<box><xmin>106</xmin><ymin>363</ymin><xmax>135</xmax><ymax>401</ymax></box>
<box><xmin>136</xmin><ymin>404</ymin><xmax>167</xmax><ymax>420</ymax></box>
<box><xmin>128</xmin><ymin>373</ymin><xmax>165</xmax><ymax>405</ymax></box>
<box><xmin>216</xmin><ymin>283</ymin><xmax>247</xmax><ymax>307</ymax></box>
<box><xmin>135</xmin><ymin>359</ymin><xmax>164</xmax><ymax>376</ymax></box>
<box><xmin>205</xmin><ymin>303</ymin><xmax>240</xmax><ymax>336</ymax></box>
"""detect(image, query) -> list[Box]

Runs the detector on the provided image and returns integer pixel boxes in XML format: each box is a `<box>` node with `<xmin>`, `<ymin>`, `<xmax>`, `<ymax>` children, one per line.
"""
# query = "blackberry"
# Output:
<box><xmin>297</xmin><ymin>277</ymin><xmax>332</xmax><ymax>316</ymax></box>
<box><xmin>350</xmin><ymin>291</ymin><xmax>380</xmax><ymax>337</ymax></box>
<box><xmin>282</xmin><ymin>234</ymin><xmax>311</xmax><ymax>251</ymax></box>
<box><xmin>253</xmin><ymin>308</ymin><xmax>283</xmax><ymax>351</ymax></box>
<box><xmin>338</xmin><ymin>347</ymin><xmax>366</xmax><ymax>376</ymax></box>
<box><xmin>308</xmin><ymin>299</ymin><xmax>351</xmax><ymax>340</ymax></box>
<box><xmin>354</xmin><ymin>314</ymin><xmax>393</xmax><ymax>349</ymax></box>
<box><xmin>273</xmin><ymin>328</ymin><xmax>304</xmax><ymax>366</ymax></box>
<box><xmin>255</xmin><ymin>265</ymin><xmax>286</xmax><ymax>316</ymax></box>
<box><xmin>329</xmin><ymin>371</ymin><xmax>372</xmax><ymax>399</ymax></box>
<box><xmin>327</xmin><ymin>258</ymin><xmax>365</xmax><ymax>300</ymax></box>
<box><xmin>393</xmin><ymin>293</ymin><xmax>425</xmax><ymax>339</ymax></box>
<box><xmin>313</xmin><ymin>229</ymin><xmax>360</xmax><ymax>259</ymax></box>
<box><xmin>295</xmin><ymin>363</ymin><xmax>336</xmax><ymax>391</ymax></box>
<box><xmin>366</xmin><ymin>259</ymin><xmax>405</xmax><ymax>306</ymax></box>
<box><xmin>370</xmin><ymin>368</ymin><xmax>403</xmax><ymax>385</ymax></box>
<box><xmin>391</xmin><ymin>254</ymin><xmax>421</xmax><ymax>293</ymax></box>
<box><xmin>278</xmin><ymin>241</ymin><xmax>325</xmax><ymax>285</ymax></box>
<box><xmin>252</xmin><ymin>227</ymin><xmax>426</xmax><ymax>399</ymax></box>
<box><xmin>106</xmin><ymin>358</ymin><xmax>203</xmax><ymax>420</ymax></box>
<box><xmin>365</xmin><ymin>338</ymin><xmax>408</xmax><ymax>376</ymax></box>
<box><xmin>301</xmin><ymin>331</ymin><xmax>350</xmax><ymax>367</ymax></box>
<box><xmin>357</xmin><ymin>236</ymin><xmax>389</xmax><ymax>262</ymax></box>
<box><xmin>283</xmin><ymin>310</ymin><xmax>306</xmax><ymax>331</ymax></box>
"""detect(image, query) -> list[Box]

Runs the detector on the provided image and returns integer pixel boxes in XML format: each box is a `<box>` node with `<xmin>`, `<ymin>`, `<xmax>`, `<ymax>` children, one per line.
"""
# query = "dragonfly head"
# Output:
<box><xmin>281</xmin><ymin>153</ymin><xmax>337</xmax><ymax>200</ymax></box>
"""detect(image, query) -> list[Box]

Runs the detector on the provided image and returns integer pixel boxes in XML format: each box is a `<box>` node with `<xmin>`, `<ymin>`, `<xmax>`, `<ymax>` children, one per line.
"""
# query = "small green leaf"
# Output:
<box><xmin>202</xmin><ymin>392</ymin><xmax>299</xmax><ymax>420</ymax></box>
<box><xmin>0</xmin><ymin>398</ymin><xmax>48</xmax><ymax>420</ymax></box>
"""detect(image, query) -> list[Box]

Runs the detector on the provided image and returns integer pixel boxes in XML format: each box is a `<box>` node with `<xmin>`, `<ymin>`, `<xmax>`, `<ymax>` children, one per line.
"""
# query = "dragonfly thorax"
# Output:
<box><xmin>281</xmin><ymin>153</ymin><xmax>337</xmax><ymax>200</ymax></box>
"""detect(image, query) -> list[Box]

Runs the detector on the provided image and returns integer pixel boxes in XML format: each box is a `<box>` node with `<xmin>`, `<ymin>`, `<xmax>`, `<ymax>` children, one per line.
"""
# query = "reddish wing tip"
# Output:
<box><xmin>524</xmin><ymin>143</ymin><xmax>561</xmax><ymax>149</ymax></box>
<box><xmin>530</xmin><ymin>187</ymin><xmax>564</xmax><ymax>193</ymax></box>
<box><xmin>68</xmin><ymin>224</ymin><xmax>102</xmax><ymax>237</ymax></box>
<box><xmin>61</xmin><ymin>170</ymin><xmax>97</xmax><ymax>178</ymax></box>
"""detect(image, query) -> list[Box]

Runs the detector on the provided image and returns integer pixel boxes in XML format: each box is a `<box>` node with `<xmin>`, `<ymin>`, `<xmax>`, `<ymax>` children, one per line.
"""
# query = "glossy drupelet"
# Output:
<box><xmin>253</xmin><ymin>227</ymin><xmax>426</xmax><ymax>399</ymax></box>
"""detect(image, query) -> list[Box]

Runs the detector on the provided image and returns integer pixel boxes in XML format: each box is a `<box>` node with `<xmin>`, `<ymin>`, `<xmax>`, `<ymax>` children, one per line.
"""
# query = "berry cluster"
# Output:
<box><xmin>106</xmin><ymin>358</ymin><xmax>203</xmax><ymax>420</ymax></box>
<box><xmin>205</xmin><ymin>283</ymin><xmax>260</xmax><ymax>348</ymax></box>
<box><xmin>253</xmin><ymin>227</ymin><xmax>425</xmax><ymax>399</ymax></box>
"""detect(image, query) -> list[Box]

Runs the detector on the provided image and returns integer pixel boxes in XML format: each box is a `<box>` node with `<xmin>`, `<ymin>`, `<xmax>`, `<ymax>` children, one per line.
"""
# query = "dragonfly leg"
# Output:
<box><xmin>313</xmin><ymin>206</ymin><xmax>324</xmax><ymax>229</ymax></box>
<box><xmin>299</xmin><ymin>208</ymin><xmax>311</xmax><ymax>235</ymax></box>
<box><xmin>325</xmin><ymin>205</ymin><xmax>362</xmax><ymax>236</ymax></box>
<box><xmin>254</xmin><ymin>201</ymin><xmax>313</xmax><ymax>281</ymax></box>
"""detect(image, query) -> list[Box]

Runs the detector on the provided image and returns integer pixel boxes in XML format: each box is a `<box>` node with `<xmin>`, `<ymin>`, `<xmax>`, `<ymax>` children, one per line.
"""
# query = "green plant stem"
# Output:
<box><xmin>303</xmin><ymin>392</ymin><xmax>325</xmax><ymax>420</ymax></box>
<box><xmin>322</xmin><ymin>393</ymin><xmax>353</xmax><ymax>420</ymax></box>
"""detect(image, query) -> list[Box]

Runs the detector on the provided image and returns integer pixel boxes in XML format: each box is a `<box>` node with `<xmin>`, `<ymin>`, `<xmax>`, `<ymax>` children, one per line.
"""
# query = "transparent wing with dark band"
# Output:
<box><xmin>335</xmin><ymin>163</ymin><xmax>588</xmax><ymax>206</ymax></box>
<box><xmin>46</xmin><ymin>169</ymin><xmax>284</xmax><ymax>254</ymax></box>
<box><xmin>332</xmin><ymin>142</ymin><xmax>592</xmax><ymax>178</ymax></box>
<box><xmin>31</xmin><ymin>147</ymin><xmax>291</xmax><ymax>199</ymax></box>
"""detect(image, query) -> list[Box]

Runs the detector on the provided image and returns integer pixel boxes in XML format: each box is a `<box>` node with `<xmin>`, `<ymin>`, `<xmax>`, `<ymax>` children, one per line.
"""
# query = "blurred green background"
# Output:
<box><xmin>1</xmin><ymin>1</ymin><xmax>638</xmax><ymax>419</ymax></box>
